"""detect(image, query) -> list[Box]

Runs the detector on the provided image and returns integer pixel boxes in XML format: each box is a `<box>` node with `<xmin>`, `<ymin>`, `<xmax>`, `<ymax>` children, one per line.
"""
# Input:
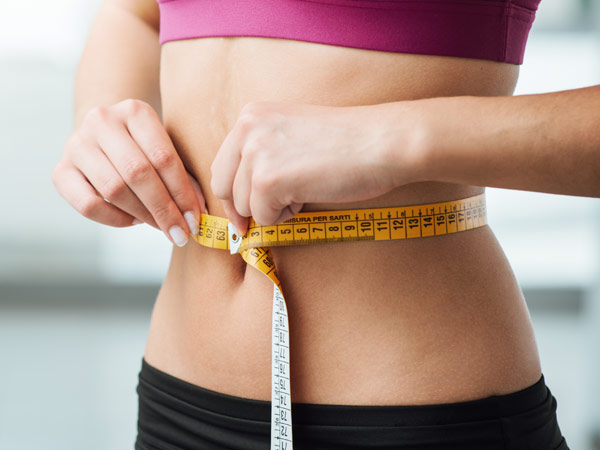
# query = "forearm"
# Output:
<box><xmin>73</xmin><ymin>0</ymin><xmax>161</xmax><ymax>128</ymax></box>
<box><xmin>383</xmin><ymin>86</ymin><xmax>600</xmax><ymax>198</ymax></box>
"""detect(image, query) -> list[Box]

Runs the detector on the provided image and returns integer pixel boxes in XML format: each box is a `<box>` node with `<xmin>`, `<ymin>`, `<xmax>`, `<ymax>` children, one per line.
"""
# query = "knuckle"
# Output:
<box><xmin>76</xmin><ymin>196</ymin><xmax>102</xmax><ymax>219</ymax></box>
<box><xmin>240</xmin><ymin>144</ymin><xmax>257</xmax><ymax>163</ymax></box>
<box><xmin>236</xmin><ymin>112</ymin><xmax>255</xmax><ymax>133</ymax></box>
<box><xmin>64</xmin><ymin>132</ymin><xmax>82</xmax><ymax>151</ymax></box>
<box><xmin>171</xmin><ymin>188</ymin><xmax>190</xmax><ymax>206</ymax></box>
<box><xmin>100</xmin><ymin>178</ymin><xmax>127</xmax><ymax>201</ymax></box>
<box><xmin>210</xmin><ymin>178</ymin><xmax>226</xmax><ymax>199</ymax></box>
<box><xmin>83</xmin><ymin>105</ymin><xmax>109</xmax><ymax>126</ymax></box>
<box><xmin>241</xmin><ymin>137</ymin><xmax>267</xmax><ymax>162</ymax></box>
<box><xmin>253</xmin><ymin>172</ymin><xmax>277</xmax><ymax>193</ymax></box>
<box><xmin>150</xmin><ymin>202</ymin><xmax>174</xmax><ymax>224</ymax></box>
<box><xmin>149</xmin><ymin>147</ymin><xmax>175</xmax><ymax>171</ymax></box>
<box><xmin>120</xmin><ymin>98</ymin><xmax>152</xmax><ymax>117</ymax></box>
<box><xmin>50</xmin><ymin>163</ymin><xmax>63</xmax><ymax>187</ymax></box>
<box><xmin>64</xmin><ymin>133</ymin><xmax>95</xmax><ymax>162</ymax></box>
<box><xmin>122</xmin><ymin>159</ymin><xmax>151</xmax><ymax>184</ymax></box>
<box><xmin>240</xmin><ymin>101</ymin><xmax>264</xmax><ymax>117</ymax></box>
<box><xmin>238</xmin><ymin>102</ymin><xmax>267</xmax><ymax>129</ymax></box>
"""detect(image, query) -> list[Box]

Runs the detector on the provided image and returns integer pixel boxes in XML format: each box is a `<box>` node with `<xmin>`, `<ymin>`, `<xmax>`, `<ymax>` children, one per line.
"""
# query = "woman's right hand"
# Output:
<box><xmin>52</xmin><ymin>98</ymin><xmax>208</xmax><ymax>247</ymax></box>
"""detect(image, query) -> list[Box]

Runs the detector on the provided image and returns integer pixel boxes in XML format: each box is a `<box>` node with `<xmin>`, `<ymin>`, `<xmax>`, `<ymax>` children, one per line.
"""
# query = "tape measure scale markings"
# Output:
<box><xmin>191</xmin><ymin>193</ymin><xmax>487</xmax><ymax>450</ymax></box>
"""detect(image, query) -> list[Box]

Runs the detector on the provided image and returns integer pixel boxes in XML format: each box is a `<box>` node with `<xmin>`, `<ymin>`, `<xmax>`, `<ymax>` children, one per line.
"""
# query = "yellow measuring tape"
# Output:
<box><xmin>192</xmin><ymin>193</ymin><xmax>487</xmax><ymax>450</ymax></box>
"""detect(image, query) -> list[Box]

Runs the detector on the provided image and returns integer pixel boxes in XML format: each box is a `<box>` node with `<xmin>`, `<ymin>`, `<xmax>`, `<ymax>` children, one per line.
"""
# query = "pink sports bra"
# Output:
<box><xmin>156</xmin><ymin>0</ymin><xmax>541</xmax><ymax>64</ymax></box>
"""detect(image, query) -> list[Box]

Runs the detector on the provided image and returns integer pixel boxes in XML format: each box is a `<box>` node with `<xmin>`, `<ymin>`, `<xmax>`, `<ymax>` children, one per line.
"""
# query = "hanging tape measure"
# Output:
<box><xmin>192</xmin><ymin>192</ymin><xmax>487</xmax><ymax>450</ymax></box>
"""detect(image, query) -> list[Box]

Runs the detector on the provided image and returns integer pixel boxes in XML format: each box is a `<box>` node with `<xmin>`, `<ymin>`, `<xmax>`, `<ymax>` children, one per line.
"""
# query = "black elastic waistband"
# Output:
<box><xmin>138</xmin><ymin>358</ymin><xmax>550</xmax><ymax>427</ymax></box>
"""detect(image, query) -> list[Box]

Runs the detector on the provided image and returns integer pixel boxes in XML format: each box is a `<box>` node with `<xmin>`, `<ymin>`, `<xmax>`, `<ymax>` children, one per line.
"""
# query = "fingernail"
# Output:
<box><xmin>132</xmin><ymin>218</ymin><xmax>143</xmax><ymax>225</ymax></box>
<box><xmin>184</xmin><ymin>211</ymin><xmax>199</xmax><ymax>235</ymax></box>
<box><xmin>169</xmin><ymin>226</ymin><xmax>188</xmax><ymax>247</ymax></box>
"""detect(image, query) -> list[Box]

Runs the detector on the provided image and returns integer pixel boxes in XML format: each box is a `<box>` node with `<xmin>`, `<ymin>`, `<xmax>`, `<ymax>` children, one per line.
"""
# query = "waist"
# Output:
<box><xmin>147</xmin><ymin>188</ymin><xmax>542</xmax><ymax>405</ymax></box>
<box><xmin>171</xmin><ymin>182</ymin><xmax>485</xmax><ymax>283</ymax></box>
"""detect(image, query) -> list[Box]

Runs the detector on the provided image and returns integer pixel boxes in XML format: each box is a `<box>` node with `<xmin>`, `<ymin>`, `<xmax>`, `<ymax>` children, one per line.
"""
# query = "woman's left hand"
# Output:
<box><xmin>210</xmin><ymin>101</ymin><xmax>421</xmax><ymax>235</ymax></box>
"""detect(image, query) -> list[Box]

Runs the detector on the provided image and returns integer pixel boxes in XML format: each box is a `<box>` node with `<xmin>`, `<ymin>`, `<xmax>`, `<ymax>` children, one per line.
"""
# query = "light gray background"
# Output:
<box><xmin>1</xmin><ymin>1</ymin><xmax>599</xmax><ymax>449</ymax></box>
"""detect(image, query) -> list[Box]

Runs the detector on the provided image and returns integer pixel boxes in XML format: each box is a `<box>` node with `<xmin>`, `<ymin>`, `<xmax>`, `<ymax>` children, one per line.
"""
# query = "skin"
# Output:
<box><xmin>51</xmin><ymin>0</ymin><xmax>598</xmax><ymax>406</ymax></box>
<box><xmin>211</xmin><ymin>92</ymin><xmax>600</xmax><ymax>236</ymax></box>
<box><xmin>152</xmin><ymin>38</ymin><xmax>542</xmax><ymax>404</ymax></box>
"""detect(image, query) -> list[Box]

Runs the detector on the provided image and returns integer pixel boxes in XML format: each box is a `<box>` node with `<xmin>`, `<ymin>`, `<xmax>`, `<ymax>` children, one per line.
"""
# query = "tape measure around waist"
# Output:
<box><xmin>192</xmin><ymin>193</ymin><xmax>487</xmax><ymax>450</ymax></box>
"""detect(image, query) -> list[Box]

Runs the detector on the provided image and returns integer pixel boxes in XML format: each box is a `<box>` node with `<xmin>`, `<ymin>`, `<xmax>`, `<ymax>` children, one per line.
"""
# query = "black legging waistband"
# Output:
<box><xmin>136</xmin><ymin>358</ymin><xmax>569</xmax><ymax>450</ymax></box>
<box><xmin>139</xmin><ymin>358</ymin><xmax>548</xmax><ymax>426</ymax></box>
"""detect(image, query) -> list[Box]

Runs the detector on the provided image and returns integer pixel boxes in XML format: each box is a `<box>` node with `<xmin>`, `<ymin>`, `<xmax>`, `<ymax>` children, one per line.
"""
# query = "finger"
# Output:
<box><xmin>69</xmin><ymin>140</ymin><xmax>159</xmax><ymax>229</ymax></box>
<box><xmin>95</xmin><ymin>120</ymin><xmax>191</xmax><ymax>246</ymax></box>
<box><xmin>210</xmin><ymin>120</ymin><xmax>245</xmax><ymax>200</ymax></box>
<box><xmin>276</xmin><ymin>202</ymin><xmax>303</xmax><ymax>224</ymax></box>
<box><xmin>231</xmin><ymin>157</ymin><xmax>252</xmax><ymax>218</ymax></box>
<box><xmin>249</xmin><ymin>185</ymin><xmax>283</xmax><ymax>226</ymax></box>
<box><xmin>187</xmin><ymin>172</ymin><xmax>209</xmax><ymax>216</ymax></box>
<box><xmin>222</xmin><ymin>199</ymin><xmax>249</xmax><ymax>236</ymax></box>
<box><xmin>52</xmin><ymin>163</ymin><xmax>137</xmax><ymax>227</ymax></box>
<box><xmin>124</xmin><ymin>102</ymin><xmax>202</xmax><ymax>233</ymax></box>
<box><xmin>249</xmin><ymin>176</ymin><xmax>303</xmax><ymax>226</ymax></box>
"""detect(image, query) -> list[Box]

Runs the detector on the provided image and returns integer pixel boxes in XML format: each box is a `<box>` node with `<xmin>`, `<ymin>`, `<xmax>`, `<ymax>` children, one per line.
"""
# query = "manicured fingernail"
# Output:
<box><xmin>132</xmin><ymin>218</ymin><xmax>143</xmax><ymax>225</ymax></box>
<box><xmin>169</xmin><ymin>226</ymin><xmax>188</xmax><ymax>247</ymax></box>
<box><xmin>184</xmin><ymin>211</ymin><xmax>199</xmax><ymax>235</ymax></box>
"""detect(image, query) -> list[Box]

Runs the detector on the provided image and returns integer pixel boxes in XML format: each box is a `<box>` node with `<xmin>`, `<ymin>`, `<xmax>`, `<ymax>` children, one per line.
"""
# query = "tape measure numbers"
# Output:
<box><xmin>192</xmin><ymin>193</ymin><xmax>487</xmax><ymax>450</ymax></box>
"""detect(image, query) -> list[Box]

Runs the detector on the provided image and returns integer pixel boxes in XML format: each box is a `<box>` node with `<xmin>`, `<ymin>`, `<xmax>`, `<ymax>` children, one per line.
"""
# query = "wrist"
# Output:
<box><xmin>382</xmin><ymin>95</ymin><xmax>484</xmax><ymax>188</ymax></box>
<box><xmin>411</xmin><ymin>96</ymin><xmax>457</xmax><ymax>184</ymax></box>
<box><xmin>374</xmin><ymin>98</ymin><xmax>442</xmax><ymax>188</ymax></box>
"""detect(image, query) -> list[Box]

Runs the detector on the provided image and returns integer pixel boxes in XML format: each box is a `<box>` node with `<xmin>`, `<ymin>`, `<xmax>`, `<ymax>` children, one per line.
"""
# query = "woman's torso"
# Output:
<box><xmin>144</xmin><ymin>36</ymin><xmax>542</xmax><ymax>405</ymax></box>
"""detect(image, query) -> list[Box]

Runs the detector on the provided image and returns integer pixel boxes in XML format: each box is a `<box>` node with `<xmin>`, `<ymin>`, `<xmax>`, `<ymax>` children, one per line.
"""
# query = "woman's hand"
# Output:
<box><xmin>52</xmin><ymin>98</ymin><xmax>208</xmax><ymax>247</ymax></box>
<box><xmin>210</xmin><ymin>101</ymin><xmax>423</xmax><ymax>235</ymax></box>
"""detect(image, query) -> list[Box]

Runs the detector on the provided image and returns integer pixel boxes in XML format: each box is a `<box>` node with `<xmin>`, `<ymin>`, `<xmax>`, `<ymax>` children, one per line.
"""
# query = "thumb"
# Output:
<box><xmin>222</xmin><ymin>199</ymin><xmax>250</xmax><ymax>237</ymax></box>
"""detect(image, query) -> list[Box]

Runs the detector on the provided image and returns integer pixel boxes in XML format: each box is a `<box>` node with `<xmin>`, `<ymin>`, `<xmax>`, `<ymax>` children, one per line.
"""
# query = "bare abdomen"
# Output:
<box><xmin>143</xmin><ymin>36</ymin><xmax>541</xmax><ymax>405</ymax></box>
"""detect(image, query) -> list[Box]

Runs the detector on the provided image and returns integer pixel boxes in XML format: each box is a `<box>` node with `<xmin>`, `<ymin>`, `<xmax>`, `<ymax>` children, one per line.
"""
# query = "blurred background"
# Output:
<box><xmin>1</xmin><ymin>0</ymin><xmax>599</xmax><ymax>448</ymax></box>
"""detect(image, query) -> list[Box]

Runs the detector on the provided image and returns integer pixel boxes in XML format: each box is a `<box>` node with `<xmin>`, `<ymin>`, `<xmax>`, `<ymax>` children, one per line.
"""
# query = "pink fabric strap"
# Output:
<box><xmin>157</xmin><ymin>0</ymin><xmax>540</xmax><ymax>64</ymax></box>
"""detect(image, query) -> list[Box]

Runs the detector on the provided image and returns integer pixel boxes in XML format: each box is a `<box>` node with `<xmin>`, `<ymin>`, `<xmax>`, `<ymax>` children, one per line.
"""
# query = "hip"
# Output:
<box><xmin>135</xmin><ymin>358</ymin><xmax>567</xmax><ymax>450</ymax></box>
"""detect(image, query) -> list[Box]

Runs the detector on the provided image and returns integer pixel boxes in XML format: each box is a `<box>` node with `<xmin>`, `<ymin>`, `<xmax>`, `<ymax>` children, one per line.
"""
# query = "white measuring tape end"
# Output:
<box><xmin>228</xmin><ymin>223</ymin><xmax>243</xmax><ymax>254</ymax></box>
